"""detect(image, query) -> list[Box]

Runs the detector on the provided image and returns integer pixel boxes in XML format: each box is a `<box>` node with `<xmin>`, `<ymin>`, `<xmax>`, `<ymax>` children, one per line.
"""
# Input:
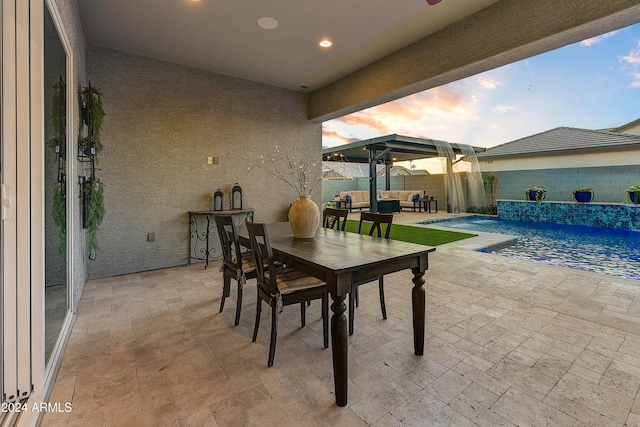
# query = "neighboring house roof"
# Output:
<box><xmin>376</xmin><ymin>165</ymin><xmax>430</xmax><ymax>176</ymax></box>
<box><xmin>477</xmin><ymin>127</ymin><xmax>640</xmax><ymax>159</ymax></box>
<box><xmin>613</xmin><ymin>118</ymin><xmax>640</xmax><ymax>134</ymax></box>
<box><xmin>322</xmin><ymin>162</ymin><xmax>384</xmax><ymax>179</ymax></box>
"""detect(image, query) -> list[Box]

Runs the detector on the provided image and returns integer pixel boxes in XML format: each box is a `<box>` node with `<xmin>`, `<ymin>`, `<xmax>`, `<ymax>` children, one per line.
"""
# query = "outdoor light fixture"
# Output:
<box><xmin>426</xmin><ymin>0</ymin><xmax>442</xmax><ymax>4</ymax></box>
<box><xmin>319</xmin><ymin>40</ymin><xmax>332</xmax><ymax>48</ymax></box>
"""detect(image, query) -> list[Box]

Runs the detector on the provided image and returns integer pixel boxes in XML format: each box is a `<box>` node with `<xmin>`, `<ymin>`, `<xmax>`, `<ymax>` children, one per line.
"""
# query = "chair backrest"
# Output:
<box><xmin>246</xmin><ymin>222</ymin><xmax>279</xmax><ymax>295</ymax></box>
<box><xmin>323</xmin><ymin>207</ymin><xmax>349</xmax><ymax>231</ymax></box>
<box><xmin>358</xmin><ymin>212</ymin><xmax>393</xmax><ymax>239</ymax></box>
<box><xmin>214</xmin><ymin>214</ymin><xmax>244</xmax><ymax>267</ymax></box>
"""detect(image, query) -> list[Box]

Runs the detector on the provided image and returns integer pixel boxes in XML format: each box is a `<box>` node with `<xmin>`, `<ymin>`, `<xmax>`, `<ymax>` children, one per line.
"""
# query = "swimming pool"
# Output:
<box><xmin>419</xmin><ymin>216</ymin><xmax>640</xmax><ymax>280</ymax></box>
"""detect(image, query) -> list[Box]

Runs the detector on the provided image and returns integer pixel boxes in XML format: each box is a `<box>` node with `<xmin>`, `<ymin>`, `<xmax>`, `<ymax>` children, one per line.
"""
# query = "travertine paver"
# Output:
<box><xmin>43</xmin><ymin>212</ymin><xmax>640</xmax><ymax>426</ymax></box>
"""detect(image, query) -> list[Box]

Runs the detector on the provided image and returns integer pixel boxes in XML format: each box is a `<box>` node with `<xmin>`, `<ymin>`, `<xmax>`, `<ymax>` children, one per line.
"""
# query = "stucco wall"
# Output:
<box><xmin>86</xmin><ymin>45</ymin><xmax>321</xmax><ymax>279</ymax></box>
<box><xmin>494</xmin><ymin>165</ymin><xmax>640</xmax><ymax>203</ymax></box>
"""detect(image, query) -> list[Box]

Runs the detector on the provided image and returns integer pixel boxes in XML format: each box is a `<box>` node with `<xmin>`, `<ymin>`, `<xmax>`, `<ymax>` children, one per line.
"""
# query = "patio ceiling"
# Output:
<box><xmin>77</xmin><ymin>1</ymin><xmax>640</xmax><ymax>121</ymax></box>
<box><xmin>76</xmin><ymin>0</ymin><xmax>500</xmax><ymax>92</ymax></box>
<box><xmin>322</xmin><ymin>134</ymin><xmax>486</xmax><ymax>164</ymax></box>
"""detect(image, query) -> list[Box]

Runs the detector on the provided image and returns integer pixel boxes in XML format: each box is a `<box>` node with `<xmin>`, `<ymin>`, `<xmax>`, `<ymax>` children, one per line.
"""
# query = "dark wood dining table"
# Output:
<box><xmin>237</xmin><ymin>222</ymin><xmax>436</xmax><ymax>407</ymax></box>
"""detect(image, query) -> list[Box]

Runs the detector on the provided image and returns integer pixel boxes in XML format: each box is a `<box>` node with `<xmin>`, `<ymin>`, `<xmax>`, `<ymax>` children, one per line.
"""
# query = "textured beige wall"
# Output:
<box><xmin>86</xmin><ymin>45</ymin><xmax>321</xmax><ymax>278</ymax></box>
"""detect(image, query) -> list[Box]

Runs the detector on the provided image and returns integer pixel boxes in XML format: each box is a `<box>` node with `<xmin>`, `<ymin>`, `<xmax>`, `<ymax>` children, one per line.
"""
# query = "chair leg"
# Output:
<box><xmin>234</xmin><ymin>282</ymin><xmax>243</xmax><ymax>326</ymax></box>
<box><xmin>348</xmin><ymin>286</ymin><xmax>355</xmax><ymax>336</ymax></box>
<box><xmin>268</xmin><ymin>306</ymin><xmax>278</xmax><ymax>367</ymax></box>
<box><xmin>300</xmin><ymin>302</ymin><xmax>306</xmax><ymax>327</ymax></box>
<box><xmin>322</xmin><ymin>293</ymin><xmax>329</xmax><ymax>348</ymax></box>
<box><xmin>379</xmin><ymin>277</ymin><xmax>387</xmax><ymax>320</ymax></box>
<box><xmin>252</xmin><ymin>298</ymin><xmax>262</xmax><ymax>342</ymax></box>
<box><xmin>219</xmin><ymin>276</ymin><xmax>231</xmax><ymax>313</ymax></box>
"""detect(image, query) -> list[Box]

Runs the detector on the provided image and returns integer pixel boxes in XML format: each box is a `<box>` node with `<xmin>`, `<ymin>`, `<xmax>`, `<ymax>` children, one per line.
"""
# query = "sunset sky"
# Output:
<box><xmin>322</xmin><ymin>22</ymin><xmax>640</xmax><ymax>153</ymax></box>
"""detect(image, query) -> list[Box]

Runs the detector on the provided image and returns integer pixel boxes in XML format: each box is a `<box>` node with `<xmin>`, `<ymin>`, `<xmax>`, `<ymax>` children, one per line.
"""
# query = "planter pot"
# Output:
<box><xmin>527</xmin><ymin>191</ymin><xmax>545</xmax><ymax>201</ymax></box>
<box><xmin>289</xmin><ymin>195</ymin><xmax>320</xmax><ymax>238</ymax></box>
<box><xmin>573</xmin><ymin>190</ymin><xmax>593</xmax><ymax>203</ymax></box>
<box><xmin>629</xmin><ymin>191</ymin><xmax>640</xmax><ymax>204</ymax></box>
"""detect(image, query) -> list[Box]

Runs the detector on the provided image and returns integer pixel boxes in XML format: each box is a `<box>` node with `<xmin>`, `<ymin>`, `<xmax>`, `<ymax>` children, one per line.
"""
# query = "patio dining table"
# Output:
<box><xmin>237</xmin><ymin>222</ymin><xmax>435</xmax><ymax>406</ymax></box>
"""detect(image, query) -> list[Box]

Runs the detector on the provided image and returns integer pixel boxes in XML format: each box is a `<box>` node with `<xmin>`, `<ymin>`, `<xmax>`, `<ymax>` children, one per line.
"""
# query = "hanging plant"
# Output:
<box><xmin>78</xmin><ymin>83</ymin><xmax>106</xmax><ymax>260</ymax></box>
<box><xmin>78</xmin><ymin>85</ymin><xmax>105</xmax><ymax>158</ymax></box>
<box><xmin>85</xmin><ymin>179</ymin><xmax>105</xmax><ymax>260</ymax></box>
<box><xmin>52</xmin><ymin>181</ymin><xmax>66</xmax><ymax>256</ymax></box>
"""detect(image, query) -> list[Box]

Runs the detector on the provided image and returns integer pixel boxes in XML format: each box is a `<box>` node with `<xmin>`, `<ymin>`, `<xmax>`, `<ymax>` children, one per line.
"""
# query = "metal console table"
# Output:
<box><xmin>188</xmin><ymin>209</ymin><xmax>254</xmax><ymax>268</ymax></box>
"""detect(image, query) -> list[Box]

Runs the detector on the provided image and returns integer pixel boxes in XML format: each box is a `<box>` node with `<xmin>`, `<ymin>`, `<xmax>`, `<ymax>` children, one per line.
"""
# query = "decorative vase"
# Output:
<box><xmin>289</xmin><ymin>195</ymin><xmax>320</xmax><ymax>238</ymax></box>
<box><xmin>573</xmin><ymin>190</ymin><xmax>593</xmax><ymax>203</ymax></box>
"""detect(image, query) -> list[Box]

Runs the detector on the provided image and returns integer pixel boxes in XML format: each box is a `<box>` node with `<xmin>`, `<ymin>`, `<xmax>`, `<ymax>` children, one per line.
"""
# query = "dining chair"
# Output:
<box><xmin>323</xmin><ymin>207</ymin><xmax>349</xmax><ymax>231</ymax></box>
<box><xmin>214</xmin><ymin>214</ymin><xmax>258</xmax><ymax>326</ymax></box>
<box><xmin>246</xmin><ymin>222</ymin><xmax>329</xmax><ymax>367</ymax></box>
<box><xmin>349</xmin><ymin>212</ymin><xmax>393</xmax><ymax>335</ymax></box>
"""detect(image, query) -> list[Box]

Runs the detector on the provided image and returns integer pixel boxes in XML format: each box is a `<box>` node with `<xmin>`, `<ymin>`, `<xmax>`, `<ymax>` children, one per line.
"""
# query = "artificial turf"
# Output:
<box><xmin>343</xmin><ymin>219</ymin><xmax>476</xmax><ymax>246</ymax></box>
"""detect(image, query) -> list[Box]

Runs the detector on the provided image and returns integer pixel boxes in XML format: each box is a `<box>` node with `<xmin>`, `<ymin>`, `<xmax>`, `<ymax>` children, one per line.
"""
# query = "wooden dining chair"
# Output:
<box><xmin>214</xmin><ymin>214</ymin><xmax>258</xmax><ymax>326</ymax></box>
<box><xmin>246</xmin><ymin>222</ymin><xmax>329</xmax><ymax>367</ymax></box>
<box><xmin>323</xmin><ymin>207</ymin><xmax>349</xmax><ymax>231</ymax></box>
<box><xmin>349</xmin><ymin>212</ymin><xmax>393</xmax><ymax>335</ymax></box>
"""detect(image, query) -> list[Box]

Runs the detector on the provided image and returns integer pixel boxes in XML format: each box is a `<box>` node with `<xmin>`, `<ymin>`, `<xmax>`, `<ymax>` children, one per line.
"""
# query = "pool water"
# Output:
<box><xmin>419</xmin><ymin>216</ymin><xmax>640</xmax><ymax>280</ymax></box>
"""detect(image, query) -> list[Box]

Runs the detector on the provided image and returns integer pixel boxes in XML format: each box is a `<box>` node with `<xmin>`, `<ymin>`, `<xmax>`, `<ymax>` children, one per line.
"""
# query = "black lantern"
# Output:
<box><xmin>213</xmin><ymin>189</ymin><xmax>224</xmax><ymax>211</ymax></box>
<box><xmin>232</xmin><ymin>183</ymin><xmax>242</xmax><ymax>210</ymax></box>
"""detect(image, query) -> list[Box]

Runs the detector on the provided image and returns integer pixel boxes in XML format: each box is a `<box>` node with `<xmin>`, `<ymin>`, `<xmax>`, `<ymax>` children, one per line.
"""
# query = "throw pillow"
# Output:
<box><xmin>407</xmin><ymin>193</ymin><xmax>414</xmax><ymax>202</ymax></box>
<box><xmin>412</xmin><ymin>193</ymin><xmax>420</xmax><ymax>202</ymax></box>
<box><xmin>345</xmin><ymin>194</ymin><xmax>352</xmax><ymax>203</ymax></box>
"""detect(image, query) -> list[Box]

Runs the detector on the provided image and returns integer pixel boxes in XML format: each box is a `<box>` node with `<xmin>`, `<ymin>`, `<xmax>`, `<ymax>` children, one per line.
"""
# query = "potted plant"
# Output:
<box><xmin>334</xmin><ymin>193</ymin><xmax>341</xmax><ymax>201</ymax></box>
<box><xmin>572</xmin><ymin>187</ymin><xmax>594</xmax><ymax>203</ymax></box>
<box><xmin>524</xmin><ymin>186</ymin><xmax>545</xmax><ymax>203</ymax></box>
<box><xmin>625</xmin><ymin>185</ymin><xmax>640</xmax><ymax>204</ymax></box>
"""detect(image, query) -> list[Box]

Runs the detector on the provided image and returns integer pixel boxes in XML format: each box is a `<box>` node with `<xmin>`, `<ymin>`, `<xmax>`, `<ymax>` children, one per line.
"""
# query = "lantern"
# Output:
<box><xmin>232</xmin><ymin>183</ymin><xmax>242</xmax><ymax>210</ymax></box>
<box><xmin>213</xmin><ymin>189</ymin><xmax>224</xmax><ymax>211</ymax></box>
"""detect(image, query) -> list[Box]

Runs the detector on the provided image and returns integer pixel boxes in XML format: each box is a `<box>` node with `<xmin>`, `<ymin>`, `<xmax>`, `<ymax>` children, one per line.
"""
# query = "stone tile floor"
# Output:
<box><xmin>43</xmin><ymin>213</ymin><xmax>640</xmax><ymax>426</ymax></box>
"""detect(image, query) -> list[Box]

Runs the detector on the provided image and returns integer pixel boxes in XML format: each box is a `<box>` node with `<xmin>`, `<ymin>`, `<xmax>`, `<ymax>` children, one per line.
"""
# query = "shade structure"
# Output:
<box><xmin>322</xmin><ymin>134</ymin><xmax>485</xmax><ymax>212</ymax></box>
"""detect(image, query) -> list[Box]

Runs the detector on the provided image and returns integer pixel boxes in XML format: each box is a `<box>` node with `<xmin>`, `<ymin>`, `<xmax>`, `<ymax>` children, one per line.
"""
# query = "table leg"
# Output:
<box><xmin>330</xmin><ymin>293</ymin><xmax>348</xmax><ymax>407</ymax></box>
<box><xmin>411</xmin><ymin>267</ymin><xmax>426</xmax><ymax>355</ymax></box>
<box><xmin>204</xmin><ymin>215</ymin><xmax>211</xmax><ymax>269</ymax></box>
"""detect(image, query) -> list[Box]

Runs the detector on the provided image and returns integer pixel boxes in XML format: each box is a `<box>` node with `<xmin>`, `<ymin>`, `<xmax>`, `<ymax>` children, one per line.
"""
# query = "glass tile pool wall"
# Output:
<box><xmin>420</xmin><ymin>216</ymin><xmax>640</xmax><ymax>280</ymax></box>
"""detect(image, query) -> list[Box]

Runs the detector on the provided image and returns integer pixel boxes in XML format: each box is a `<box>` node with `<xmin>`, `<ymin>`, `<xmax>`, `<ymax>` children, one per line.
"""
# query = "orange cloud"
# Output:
<box><xmin>631</xmin><ymin>73</ymin><xmax>640</xmax><ymax>88</ymax></box>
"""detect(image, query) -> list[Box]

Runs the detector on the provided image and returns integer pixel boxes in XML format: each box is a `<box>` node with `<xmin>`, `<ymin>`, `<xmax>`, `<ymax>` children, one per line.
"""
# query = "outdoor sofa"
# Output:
<box><xmin>338</xmin><ymin>190</ymin><xmax>424</xmax><ymax>212</ymax></box>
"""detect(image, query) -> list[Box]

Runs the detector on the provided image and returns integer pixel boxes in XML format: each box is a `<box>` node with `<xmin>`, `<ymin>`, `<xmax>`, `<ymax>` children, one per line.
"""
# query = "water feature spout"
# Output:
<box><xmin>432</xmin><ymin>139</ymin><xmax>465</xmax><ymax>214</ymax></box>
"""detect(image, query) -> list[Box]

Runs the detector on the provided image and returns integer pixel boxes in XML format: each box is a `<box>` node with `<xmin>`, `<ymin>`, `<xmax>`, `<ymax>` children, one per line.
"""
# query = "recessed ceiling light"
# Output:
<box><xmin>319</xmin><ymin>40</ymin><xmax>332</xmax><ymax>48</ymax></box>
<box><xmin>257</xmin><ymin>17</ymin><xmax>279</xmax><ymax>30</ymax></box>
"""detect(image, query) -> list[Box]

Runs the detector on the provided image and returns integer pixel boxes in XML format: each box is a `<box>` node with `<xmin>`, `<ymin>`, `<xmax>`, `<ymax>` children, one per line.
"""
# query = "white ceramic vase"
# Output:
<box><xmin>289</xmin><ymin>195</ymin><xmax>320</xmax><ymax>238</ymax></box>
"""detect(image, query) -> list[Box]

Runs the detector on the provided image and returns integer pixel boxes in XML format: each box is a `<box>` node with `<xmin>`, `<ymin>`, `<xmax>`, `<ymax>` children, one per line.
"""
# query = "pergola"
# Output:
<box><xmin>322</xmin><ymin>134</ymin><xmax>485</xmax><ymax>213</ymax></box>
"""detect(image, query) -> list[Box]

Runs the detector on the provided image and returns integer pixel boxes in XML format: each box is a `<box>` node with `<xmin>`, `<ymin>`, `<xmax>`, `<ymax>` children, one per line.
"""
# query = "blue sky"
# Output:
<box><xmin>322</xmin><ymin>22</ymin><xmax>640</xmax><ymax>151</ymax></box>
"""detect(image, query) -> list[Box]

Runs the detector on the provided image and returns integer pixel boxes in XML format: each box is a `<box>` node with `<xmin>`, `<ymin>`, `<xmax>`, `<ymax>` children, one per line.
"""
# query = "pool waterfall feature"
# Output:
<box><xmin>432</xmin><ymin>140</ymin><xmax>486</xmax><ymax>214</ymax></box>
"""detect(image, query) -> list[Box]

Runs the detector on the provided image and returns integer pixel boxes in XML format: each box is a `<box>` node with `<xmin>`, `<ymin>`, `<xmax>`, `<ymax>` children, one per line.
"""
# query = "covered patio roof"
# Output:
<box><xmin>322</xmin><ymin>134</ymin><xmax>485</xmax><ymax>163</ymax></box>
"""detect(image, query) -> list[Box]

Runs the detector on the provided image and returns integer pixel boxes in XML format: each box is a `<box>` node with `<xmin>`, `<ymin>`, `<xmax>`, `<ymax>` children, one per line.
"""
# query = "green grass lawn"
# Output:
<box><xmin>343</xmin><ymin>219</ymin><xmax>476</xmax><ymax>246</ymax></box>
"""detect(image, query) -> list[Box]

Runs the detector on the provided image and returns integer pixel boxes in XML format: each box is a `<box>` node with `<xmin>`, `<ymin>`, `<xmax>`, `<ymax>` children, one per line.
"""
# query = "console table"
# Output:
<box><xmin>188</xmin><ymin>209</ymin><xmax>254</xmax><ymax>268</ymax></box>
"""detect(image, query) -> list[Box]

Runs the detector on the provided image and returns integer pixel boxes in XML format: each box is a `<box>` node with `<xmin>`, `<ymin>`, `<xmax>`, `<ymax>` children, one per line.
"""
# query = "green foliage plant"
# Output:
<box><xmin>86</xmin><ymin>179</ymin><xmax>105</xmax><ymax>260</ymax></box>
<box><xmin>482</xmin><ymin>172</ymin><xmax>497</xmax><ymax>206</ymax></box>
<box><xmin>624</xmin><ymin>185</ymin><xmax>640</xmax><ymax>204</ymax></box>
<box><xmin>52</xmin><ymin>182</ymin><xmax>66</xmax><ymax>256</ymax></box>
